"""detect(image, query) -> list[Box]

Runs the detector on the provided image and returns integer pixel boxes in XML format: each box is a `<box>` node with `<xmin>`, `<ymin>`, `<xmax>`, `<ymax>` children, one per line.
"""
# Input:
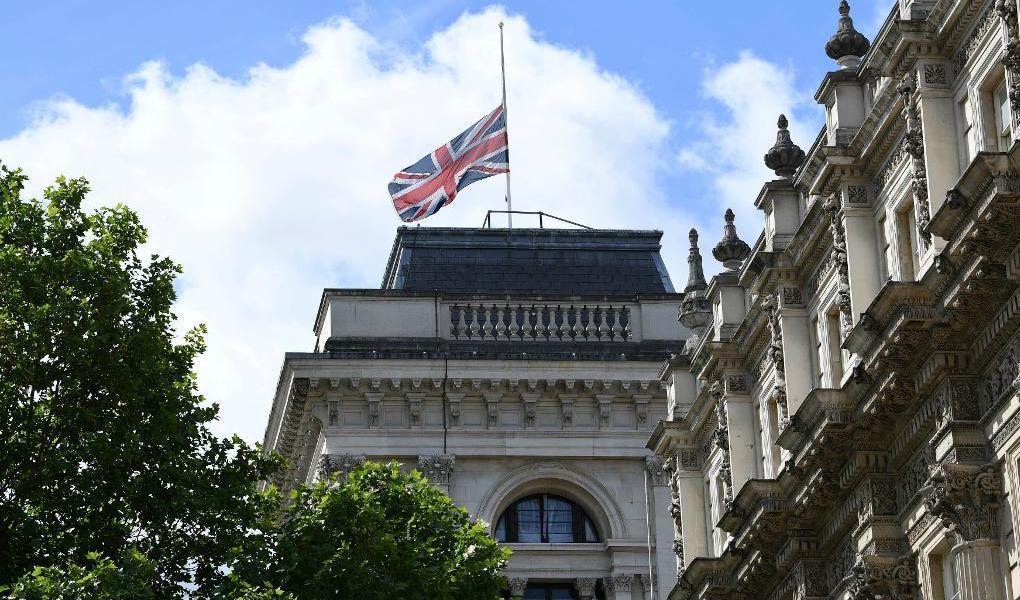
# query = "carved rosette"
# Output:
<box><xmin>823</xmin><ymin>195</ymin><xmax>855</xmax><ymax>340</ymax></box>
<box><xmin>318</xmin><ymin>453</ymin><xmax>367</xmax><ymax>480</ymax></box>
<box><xmin>924</xmin><ymin>463</ymin><xmax>1004</xmax><ymax>542</ymax></box>
<box><xmin>763</xmin><ymin>293</ymin><xmax>790</xmax><ymax>429</ymax></box>
<box><xmin>997</xmin><ymin>0</ymin><xmax>1020</xmax><ymax>129</ymax></box>
<box><xmin>896</xmin><ymin>76</ymin><xmax>931</xmax><ymax>250</ymax></box>
<box><xmin>848</xmin><ymin>554</ymin><xmax>918</xmax><ymax>600</ymax></box>
<box><xmin>417</xmin><ymin>454</ymin><xmax>455</xmax><ymax>486</ymax></box>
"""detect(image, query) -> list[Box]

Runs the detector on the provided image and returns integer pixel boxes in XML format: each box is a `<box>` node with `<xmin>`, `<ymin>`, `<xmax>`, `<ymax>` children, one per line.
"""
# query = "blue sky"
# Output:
<box><xmin>0</xmin><ymin>1</ymin><xmax>895</xmax><ymax>440</ymax></box>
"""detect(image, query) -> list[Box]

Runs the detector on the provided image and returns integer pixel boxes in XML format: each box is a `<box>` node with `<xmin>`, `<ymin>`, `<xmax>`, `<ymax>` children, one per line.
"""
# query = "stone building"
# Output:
<box><xmin>262</xmin><ymin>227</ymin><xmax>691</xmax><ymax>599</ymax></box>
<box><xmin>648</xmin><ymin>1</ymin><xmax>1020</xmax><ymax>599</ymax></box>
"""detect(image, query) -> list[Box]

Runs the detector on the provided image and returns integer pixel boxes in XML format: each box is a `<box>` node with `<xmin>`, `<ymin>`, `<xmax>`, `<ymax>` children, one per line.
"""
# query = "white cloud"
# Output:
<box><xmin>1</xmin><ymin>7</ymin><xmax>700</xmax><ymax>442</ymax></box>
<box><xmin>677</xmin><ymin>50</ymin><xmax>822</xmax><ymax>228</ymax></box>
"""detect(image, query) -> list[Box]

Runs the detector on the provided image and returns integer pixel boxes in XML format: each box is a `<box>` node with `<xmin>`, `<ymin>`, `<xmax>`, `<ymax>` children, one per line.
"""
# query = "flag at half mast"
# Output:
<box><xmin>388</xmin><ymin>105</ymin><xmax>509</xmax><ymax>223</ymax></box>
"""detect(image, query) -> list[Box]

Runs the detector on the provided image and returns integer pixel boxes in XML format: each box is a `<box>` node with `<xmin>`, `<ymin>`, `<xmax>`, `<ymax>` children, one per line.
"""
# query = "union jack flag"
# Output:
<box><xmin>389</xmin><ymin>105</ymin><xmax>509</xmax><ymax>223</ymax></box>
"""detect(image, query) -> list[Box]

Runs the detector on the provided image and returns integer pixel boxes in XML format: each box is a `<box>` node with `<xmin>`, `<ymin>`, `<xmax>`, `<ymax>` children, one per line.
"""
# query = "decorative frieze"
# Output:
<box><xmin>954</xmin><ymin>4</ymin><xmax>997</xmax><ymax>76</ymax></box>
<box><xmin>924</xmin><ymin>463</ymin><xmax>1004</xmax><ymax>543</ymax></box>
<box><xmin>997</xmin><ymin>0</ymin><xmax>1020</xmax><ymax>129</ymax></box>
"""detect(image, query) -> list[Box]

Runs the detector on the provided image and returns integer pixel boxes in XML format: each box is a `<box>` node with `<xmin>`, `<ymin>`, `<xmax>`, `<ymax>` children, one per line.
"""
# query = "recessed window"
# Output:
<box><xmin>959</xmin><ymin>94</ymin><xmax>979</xmax><ymax>165</ymax></box>
<box><xmin>825</xmin><ymin>309</ymin><xmax>844</xmax><ymax>386</ymax></box>
<box><xmin>495</xmin><ymin>494</ymin><xmax>599</xmax><ymax>543</ymax></box>
<box><xmin>895</xmin><ymin>202</ymin><xmax>918</xmax><ymax>280</ymax></box>
<box><xmin>995</xmin><ymin>79</ymin><xmax>1012</xmax><ymax>151</ymax></box>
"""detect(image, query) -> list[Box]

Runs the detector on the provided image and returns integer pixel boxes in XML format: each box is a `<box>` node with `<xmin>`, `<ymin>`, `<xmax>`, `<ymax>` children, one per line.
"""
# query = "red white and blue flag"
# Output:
<box><xmin>389</xmin><ymin>105</ymin><xmax>509</xmax><ymax>223</ymax></box>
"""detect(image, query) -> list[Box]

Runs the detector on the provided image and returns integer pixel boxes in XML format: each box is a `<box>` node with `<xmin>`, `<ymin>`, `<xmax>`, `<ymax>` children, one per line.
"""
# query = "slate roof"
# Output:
<box><xmin>381</xmin><ymin>227</ymin><xmax>675</xmax><ymax>295</ymax></box>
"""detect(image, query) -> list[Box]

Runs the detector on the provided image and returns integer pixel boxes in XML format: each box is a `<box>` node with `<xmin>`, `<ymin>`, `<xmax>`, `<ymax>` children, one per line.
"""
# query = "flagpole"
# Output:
<box><xmin>499</xmin><ymin>21</ymin><xmax>512</xmax><ymax>231</ymax></box>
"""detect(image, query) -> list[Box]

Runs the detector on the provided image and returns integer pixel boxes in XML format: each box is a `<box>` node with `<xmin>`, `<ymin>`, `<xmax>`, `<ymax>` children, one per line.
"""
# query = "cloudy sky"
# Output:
<box><xmin>0</xmin><ymin>0</ymin><xmax>895</xmax><ymax>442</ymax></box>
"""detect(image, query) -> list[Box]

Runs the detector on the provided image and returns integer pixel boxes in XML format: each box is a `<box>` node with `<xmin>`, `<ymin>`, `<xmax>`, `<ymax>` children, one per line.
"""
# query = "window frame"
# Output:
<box><xmin>495</xmin><ymin>494</ymin><xmax>600</xmax><ymax>544</ymax></box>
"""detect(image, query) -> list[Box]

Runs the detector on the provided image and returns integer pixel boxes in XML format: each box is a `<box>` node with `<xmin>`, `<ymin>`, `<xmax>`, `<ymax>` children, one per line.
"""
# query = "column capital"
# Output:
<box><xmin>574</xmin><ymin>577</ymin><xmax>597</xmax><ymax>599</ymax></box>
<box><xmin>923</xmin><ymin>462</ymin><xmax>1003</xmax><ymax>542</ymax></box>
<box><xmin>645</xmin><ymin>454</ymin><xmax>672</xmax><ymax>486</ymax></box>
<box><xmin>417</xmin><ymin>454</ymin><xmax>455</xmax><ymax>486</ymax></box>
<box><xmin>507</xmin><ymin>576</ymin><xmax>528</xmax><ymax>599</ymax></box>
<box><xmin>848</xmin><ymin>554</ymin><xmax>918</xmax><ymax>600</ymax></box>
<box><xmin>318</xmin><ymin>453</ymin><xmax>366</xmax><ymax>481</ymax></box>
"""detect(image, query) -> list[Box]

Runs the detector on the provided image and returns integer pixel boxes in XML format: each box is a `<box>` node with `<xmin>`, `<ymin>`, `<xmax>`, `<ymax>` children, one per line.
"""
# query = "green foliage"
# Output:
<box><xmin>255</xmin><ymin>462</ymin><xmax>510</xmax><ymax>600</ymax></box>
<box><xmin>1</xmin><ymin>551</ymin><xmax>157</xmax><ymax>600</ymax></box>
<box><xmin>0</xmin><ymin>163</ymin><xmax>283</xmax><ymax>597</ymax></box>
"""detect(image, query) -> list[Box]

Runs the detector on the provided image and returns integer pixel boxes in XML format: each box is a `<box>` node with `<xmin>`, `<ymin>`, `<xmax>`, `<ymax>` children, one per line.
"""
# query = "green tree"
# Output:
<box><xmin>252</xmin><ymin>462</ymin><xmax>510</xmax><ymax>600</ymax></box>
<box><xmin>0</xmin><ymin>163</ymin><xmax>282</xmax><ymax>597</ymax></box>
<box><xmin>1</xmin><ymin>551</ymin><xmax>158</xmax><ymax>600</ymax></box>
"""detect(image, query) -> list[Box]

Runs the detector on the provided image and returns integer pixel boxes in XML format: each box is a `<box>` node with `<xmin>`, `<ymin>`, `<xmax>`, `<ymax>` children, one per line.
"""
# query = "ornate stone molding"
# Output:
<box><xmin>712</xmin><ymin>389</ymin><xmax>735</xmax><ymax>511</ymax></box>
<box><xmin>923</xmin><ymin>463</ymin><xmax>1004</xmax><ymax>543</ymax></box>
<box><xmin>763</xmin><ymin>293</ymin><xmax>791</xmax><ymax>430</ymax></box>
<box><xmin>896</xmin><ymin>75</ymin><xmax>932</xmax><ymax>251</ymax></box>
<box><xmin>417</xmin><ymin>454</ymin><xmax>455</xmax><ymax>486</ymax></box>
<box><xmin>847</xmin><ymin>554</ymin><xmax>918</xmax><ymax>600</ymax></box>
<box><xmin>823</xmin><ymin>195</ymin><xmax>854</xmax><ymax>340</ymax></box>
<box><xmin>669</xmin><ymin>471</ymin><xmax>685</xmax><ymax>574</ymax></box>
<box><xmin>607</xmin><ymin>574</ymin><xmax>633</xmax><ymax>592</ymax></box>
<box><xmin>997</xmin><ymin>0</ymin><xmax>1020</xmax><ymax>129</ymax></box>
<box><xmin>318</xmin><ymin>453</ymin><xmax>367</xmax><ymax>480</ymax></box>
<box><xmin>645</xmin><ymin>454</ymin><xmax>671</xmax><ymax>486</ymax></box>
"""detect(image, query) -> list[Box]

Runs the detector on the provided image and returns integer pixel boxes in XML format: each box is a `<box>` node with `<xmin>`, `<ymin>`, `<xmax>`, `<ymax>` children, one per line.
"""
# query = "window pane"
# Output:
<box><xmin>584</xmin><ymin>517</ymin><xmax>598</xmax><ymax>543</ymax></box>
<box><xmin>544</xmin><ymin>496</ymin><xmax>575</xmax><ymax>543</ymax></box>
<box><xmin>495</xmin><ymin>516</ymin><xmax>507</xmax><ymax>542</ymax></box>
<box><xmin>516</xmin><ymin>497</ymin><xmax>542</xmax><ymax>543</ymax></box>
<box><xmin>523</xmin><ymin>588</ymin><xmax>547</xmax><ymax>600</ymax></box>
<box><xmin>549</xmin><ymin>586</ymin><xmax>576</xmax><ymax>600</ymax></box>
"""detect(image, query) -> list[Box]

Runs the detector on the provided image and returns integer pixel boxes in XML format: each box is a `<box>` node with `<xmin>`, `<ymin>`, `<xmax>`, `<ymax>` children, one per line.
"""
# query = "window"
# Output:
<box><xmin>995</xmin><ymin>79</ymin><xmax>1012</xmax><ymax>152</ymax></box>
<box><xmin>960</xmin><ymin>94</ymin><xmax>980</xmax><ymax>165</ymax></box>
<box><xmin>495</xmin><ymin>495</ymin><xmax>599</xmax><ymax>543</ymax></box>
<box><xmin>878</xmin><ymin>215</ymin><xmax>891</xmax><ymax>281</ymax></box>
<box><xmin>895</xmin><ymin>202</ymin><xmax>918</xmax><ymax>280</ymax></box>
<box><xmin>811</xmin><ymin>316</ymin><xmax>825</xmax><ymax>387</ymax></box>
<box><xmin>825</xmin><ymin>309</ymin><xmax>844</xmax><ymax>386</ymax></box>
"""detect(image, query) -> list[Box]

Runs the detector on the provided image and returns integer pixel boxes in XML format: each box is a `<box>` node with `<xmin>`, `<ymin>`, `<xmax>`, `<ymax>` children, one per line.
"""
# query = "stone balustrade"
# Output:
<box><xmin>448</xmin><ymin>302</ymin><xmax>632</xmax><ymax>342</ymax></box>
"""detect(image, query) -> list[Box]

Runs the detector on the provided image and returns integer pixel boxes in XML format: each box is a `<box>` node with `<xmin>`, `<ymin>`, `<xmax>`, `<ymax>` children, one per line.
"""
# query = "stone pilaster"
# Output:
<box><xmin>646</xmin><ymin>454</ymin><xmax>677</xmax><ymax>596</ymax></box>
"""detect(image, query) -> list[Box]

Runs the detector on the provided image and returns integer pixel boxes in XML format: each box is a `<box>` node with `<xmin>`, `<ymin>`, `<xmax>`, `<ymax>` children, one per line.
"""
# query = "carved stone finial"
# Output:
<box><xmin>764</xmin><ymin>114</ymin><xmax>806</xmax><ymax>178</ymax></box>
<box><xmin>679</xmin><ymin>228</ymin><xmax>712</xmax><ymax>353</ymax></box>
<box><xmin>825</xmin><ymin>1</ymin><xmax>871</xmax><ymax>68</ymax></box>
<box><xmin>685</xmin><ymin>229</ymin><xmax>707</xmax><ymax>292</ymax></box>
<box><xmin>712</xmin><ymin>209</ymin><xmax>751</xmax><ymax>271</ymax></box>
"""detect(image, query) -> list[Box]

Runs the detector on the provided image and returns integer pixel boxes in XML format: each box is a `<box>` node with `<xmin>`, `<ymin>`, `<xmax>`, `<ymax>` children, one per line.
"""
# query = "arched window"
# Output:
<box><xmin>495</xmin><ymin>494</ymin><xmax>599</xmax><ymax>543</ymax></box>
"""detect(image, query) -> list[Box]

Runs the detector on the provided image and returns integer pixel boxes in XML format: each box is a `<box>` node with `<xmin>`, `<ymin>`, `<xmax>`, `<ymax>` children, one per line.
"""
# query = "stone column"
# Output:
<box><xmin>607</xmin><ymin>574</ymin><xmax>634</xmax><ymax>600</ymax></box>
<box><xmin>645</xmin><ymin>455</ymin><xmax>675</xmax><ymax>599</ymax></box>
<box><xmin>925</xmin><ymin>463</ymin><xmax>1006</xmax><ymax>600</ymax></box>
<box><xmin>839</xmin><ymin>184</ymin><xmax>883</xmax><ymax>328</ymax></box>
<box><xmin>676</xmin><ymin>466</ymin><xmax>709</xmax><ymax>563</ymax></box>
<box><xmin>574</xmin><ymin>577</ymin><xmax>597</xmax><ymax>600</ymax></box>
<box><xmin>775</xmin><ymin>286</ymin><xmax>813</xmax><ymax>417</ymax></box>
<box><xmin>507</xmin><ymin>576</ymin><xmax>528</xmax><ymax>600</ymax></box>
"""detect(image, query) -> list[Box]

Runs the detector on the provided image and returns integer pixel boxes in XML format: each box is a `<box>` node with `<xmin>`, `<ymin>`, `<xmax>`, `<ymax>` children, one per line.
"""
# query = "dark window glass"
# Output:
<box><xmin>495</xmin><ymin>494</ymin><xmax>599</xmax><ymax>543</ymax></box>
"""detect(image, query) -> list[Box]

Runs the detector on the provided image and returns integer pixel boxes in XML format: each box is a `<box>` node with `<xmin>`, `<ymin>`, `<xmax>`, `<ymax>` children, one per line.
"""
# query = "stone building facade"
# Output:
<box><xmin>262</xmin><ymin>227</ymin><xmax>690</xmax><ymax>599</ymax></box>
<box><xmin>648</xmin><ymin>1</ymin><xmax>1020</xmax><ymax>599</ymax></box>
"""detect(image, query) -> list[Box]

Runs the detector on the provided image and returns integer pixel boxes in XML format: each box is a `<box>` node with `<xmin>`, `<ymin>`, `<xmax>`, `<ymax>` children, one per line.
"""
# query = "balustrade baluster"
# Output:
<box><xmin>482</xmin><ymin>305</ymin><xmax>494</xmax><ymax>339</ymax></box>
<box><xmin>522</xmin><ymin>305</ymin><xmax>534</xmax><ymax>340</ymax></box>
<box><xmin>557</xmin><ymin>305</ymin><xmax>570</xmax><ymax>341</ymax></box>
<box><xmin>597</xmin><ymin>305</ymin><xmax>610</xmax><ymax>341</ymax></box>
<box><xmin>571</xmin><ymin>305</ymin><xmax>583</xmax><ymax>341</ymax></box>
<box><xmin>623</xmin><ymin>307</ymin><xmax>632</xmax><ymax>340</ymax></box>
<box><xmin>611</xmin><ymin>306</ymin><xmax>623</xmax><ymax>342</ymax></box>
<box><xmin>452</xmin><ymin>305</ymin><xmax>465</xmax><ymax>338</ymax></box>
<box><xmin>495</xmin><ymin>305</ymin><xmax>507</xmax><ymax>339</ymax></box>
<box><xmin>509</xmin><ymin>305</ymin><xmax>521</xmax><ymax>339</ymax></box>
<box><xmin>536</xmin><ymin>306</ymin><xmax>548</xmax><ymax>341</ymax></box>
<box><xmin>469</xmin><ymin>305</ymin><xmax>480</xmax><ymax>338</ymax></box>
<box><xmin>583</xmin><ymin>305</ymin><xmax>596</xmax><ymax>342</ymax></box>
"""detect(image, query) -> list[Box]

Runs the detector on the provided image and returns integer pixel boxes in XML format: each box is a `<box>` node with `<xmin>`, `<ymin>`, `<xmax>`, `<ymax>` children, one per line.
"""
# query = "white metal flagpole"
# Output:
<box><xmin>499</xmin><ymin>21</ymin><xmax>513</xmax><ymax>230</ymax></box>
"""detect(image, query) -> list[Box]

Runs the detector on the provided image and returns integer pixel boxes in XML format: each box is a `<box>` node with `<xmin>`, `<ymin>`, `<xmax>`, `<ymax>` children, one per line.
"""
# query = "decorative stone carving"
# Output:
<box><xmin>609</xmin><ymin>574</ymin><xmax>633</xmax><ymax>592</ymax></box>
<box><xmin>725</xmin><ymin>374</ymin><xmax>749</xmax><ymax>394</ymax></box>
<box><xmin>645</xmin><ymin>454</ymin><xmax>671</xmax><ymax>486</ymax></box>
<box><xmin>560</xmin><ymin>394</ymin><xmax>575</xmax><ymax>426</ymax></box>
<box><xmin>763</xmin><ymin>293</ymin><xmax>791</xmax><ymax>430</ymax></box>
<box><xmin>823</xmin><ymin>194</ymin><xmax>854</xmax><ymax>340</ymax></box>
<box><xmin>484</xmin><ymin>393</ymin><xmax>500</xmax><ymax>428</ymax></box>
<box><xmin>781</xmin><ymin>286</ymin><xmax>804</xmax><ymax>306</ymax></box>
<box><xmin>447</xmin><ymin>393</ymin><xmax>463</xmax><ymax>426</ymax></box>
<box><xmin>980</xmin><ymin>335</ymin><xmax>1020</xmax><ymax>416</ymax></box>
<box><xmin>923</xmin><ymin>63</ymin><xmax>947</xmax><ymax>86</ymax></box>
<box><xmin>997</xmin><ymin>0</ymin><xmax>1020</xmax><ymax>129</ymax></box>
<box><xmin>669</xmin><ymin>472</ymin><xmax>685</xmax><ymax>574</ymax></box>
<box><xmin>597</xmin><ymin>395</ymin><xmax>613</xmax><ymax>429</ymax></box>
<box><xmin>679</xmin><ymin>229</ymin><xmax>713</xmax><ymax>354</ymax></box>
<box><xmin>406</xmin><ymin>393</ymin><xmax>423</xmax><ymax>427</ymax></box>
<box><xmin>713</xmin><ymin>395</ymin><xmax>734</xmax><ymax>511</ymax></box>
<box><xmin>678</xmin><ymin>447</ymin><xmax>701</xmax><ymax>470</ymax></box>
<box><xmin>847</xmin><ymin>185</ymin><xmax>869</xmax><ymax>205</ymax></box>
<box><xmin>365</xmin><ymin>392</ymin><xmax>382</xmax><ymax>428</ymax></box>
<box><xmin>764</xmin><ymin>114</ymin><xmax>806</xmax><ymax>178</ymax></box>
<box><xmin>896</xmin><ymin>76</ymin><xmax>931</xmax><ymax>251</ymax></box>
<box><xmin>640</xmin><ymin>573</ymin><xmax>652</xmax><ymax>593</ymax></box>
<box><xmin>574</xmin><ymin>578</ymin><xmax>597</xmax><ymax>599</ymax></box>
<box><xmin>712</xmin><ymin>209</ymin><xmax>751</xmax><ymax>271</ymax></box>
<box><xmin>507</xmin><ymin>577</ymin><xmax>528</xmax><ymax>598</ymax></box>
<box><xmin>417</xmin><ymin>454</ymin><xmax>455</xmax><ymax>486</ymax></box>
<box><xmin>318</xmin><ymin>453</ymin><xmax>366</xmax><ymax>480</ymax></box>
<box><xmin>825</xmin><ymin>1</ymin><xmax>871</xmax><ymax>66</ymax></box>
<box><xmin>521</xmin><ymin>393</ymin><xmax>538</xmax><ymax>427</ymax></box>
<box><xmin>327</xmin><ymin>399</ymin><xmax>339</xmax><ymax>426</ymax></box>
<box><xmin>847</xmin><ymin>554</ymin><xmax>918</xmax><ymax>600</ymax></box>
<box><xmin>924</xmin><ymin>463</ymin><xmax>1004</xmax><ymax>542</ymax></box>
